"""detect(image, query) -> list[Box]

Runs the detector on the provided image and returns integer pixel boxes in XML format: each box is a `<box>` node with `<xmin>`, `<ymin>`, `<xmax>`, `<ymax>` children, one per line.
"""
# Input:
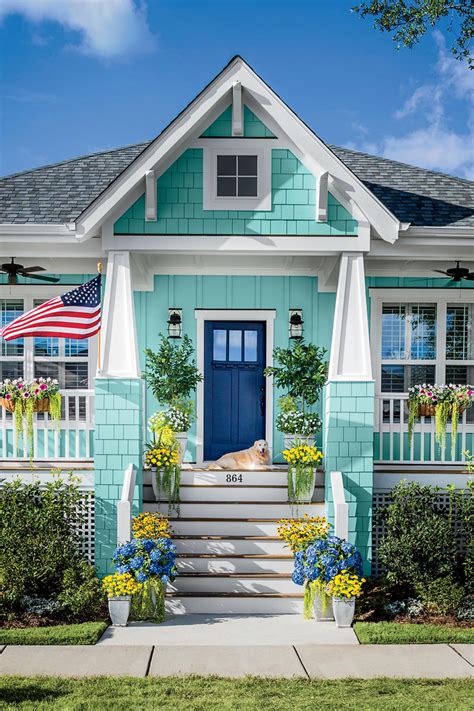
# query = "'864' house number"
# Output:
<box><xmin>226</xmin><ymin>474</ymin><xmax>243</xmax><ymax>483</ymax></box>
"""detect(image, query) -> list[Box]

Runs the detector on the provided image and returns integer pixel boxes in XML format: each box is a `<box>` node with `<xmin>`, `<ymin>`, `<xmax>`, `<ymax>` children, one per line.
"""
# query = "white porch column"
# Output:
<box><xmin>328</xmin><ymin>252</ymin><xmax>372</xmax><ymax>381</ymax></box>
<box><xmin>99</xmin><ymin>251</ymin><xmax>140</xmax><ymax>378</ymax></box>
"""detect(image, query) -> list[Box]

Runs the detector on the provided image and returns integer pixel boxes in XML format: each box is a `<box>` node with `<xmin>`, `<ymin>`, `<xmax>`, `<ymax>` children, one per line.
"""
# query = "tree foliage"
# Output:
<box><xmin>143</xmin><ymin>334</ymin><xmax>203</xmax><ymax>406</ymax></box>
<box><xmin>352</xmin><ymin>0</ymin><xmax>473</xmax><ymax>67</ymax></box>
<box><xmin>264</xmin><ymin>341</ymin><xmax>328</xmax><ymax>408</ymax></box>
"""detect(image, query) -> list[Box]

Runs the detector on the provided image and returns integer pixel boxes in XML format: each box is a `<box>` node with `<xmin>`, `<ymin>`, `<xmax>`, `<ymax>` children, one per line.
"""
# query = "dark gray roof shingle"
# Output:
<box><xmin>0</xmin><ymin>140</ymin><xmax>473</xmax><ymax>228</ymax></box>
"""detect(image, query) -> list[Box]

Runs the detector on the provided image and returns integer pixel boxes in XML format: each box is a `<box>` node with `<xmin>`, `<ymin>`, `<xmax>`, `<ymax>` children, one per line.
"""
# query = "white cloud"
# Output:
<box><xmin>350</xmin><ymin>32</ymin><xmax>474</xmax><ymax>179</ymax></box>
<box><xmin>0</xmin><ymin>0</ymin><xmax>154</xmax><ymax>58</ymax></box>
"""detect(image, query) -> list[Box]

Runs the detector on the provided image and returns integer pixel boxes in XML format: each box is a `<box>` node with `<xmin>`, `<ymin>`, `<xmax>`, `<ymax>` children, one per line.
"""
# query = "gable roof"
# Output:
<box><xmin>0</xmin><ymin>54</ymin><xmax>472</xmax><ymax>236</ymax></box>
<box><xmin>1</xmin><ymin>139</ymin><xmax>472</xmax><ymax>229</ymax></box>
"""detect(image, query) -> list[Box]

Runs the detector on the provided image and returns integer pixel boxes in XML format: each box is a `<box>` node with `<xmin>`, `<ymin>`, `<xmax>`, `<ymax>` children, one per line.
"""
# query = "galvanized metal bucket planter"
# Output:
<box><xmin>283</xmin><ymin>434</ymin><xmax>315</xmax><ymax>449</ymax></box>
<box><xmin>333</xmin><ymin>597</ymin><xmax>356</xmax><ymax>628</ymax></box>
<box><xmin>313</xmin><ymin>592</ymin><xmax>334</xmax><ymax>621</ymax></box>
<box><xmin>175</xmin><ymin>432</ymin><xmax>188</xmax><ymax>464</ymax></box>
<box><xmin>108</xmin><ymin>595</ymin><xmax>132</xmax><ymax>627</ymax></box>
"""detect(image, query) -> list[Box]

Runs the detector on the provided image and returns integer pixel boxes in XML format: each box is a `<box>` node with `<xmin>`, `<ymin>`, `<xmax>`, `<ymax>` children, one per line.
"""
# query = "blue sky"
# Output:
<box><xmin>1</xmin><ymin>0</ymin><xmax>473</xmax><ymax>178</ymax></box>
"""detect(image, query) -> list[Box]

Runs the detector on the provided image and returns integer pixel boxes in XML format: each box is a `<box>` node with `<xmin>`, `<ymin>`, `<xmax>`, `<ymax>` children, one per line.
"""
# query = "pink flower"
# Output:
<box><xmin>40</xmin><ymin>383</ymin><xmax>48</xmax><ymax>391</ymax></box>
<box><xmin>34</xmin><ymin>388</ymin><xmax>40</xmax><ymax>395</ymax></box>
<box><xmin>5</xmin><ymin>393</ymin><xmax>11</xmax><ymax>400</ymax></box>
<box><xmin>23</xmin><ymin>391</ymin><xmax>30</xmax><ymax>398</ymax></box>
<box><xmin>17</xmin><ymin>382</ymin><xmax>23</xmax><ymax>389</ymax></box>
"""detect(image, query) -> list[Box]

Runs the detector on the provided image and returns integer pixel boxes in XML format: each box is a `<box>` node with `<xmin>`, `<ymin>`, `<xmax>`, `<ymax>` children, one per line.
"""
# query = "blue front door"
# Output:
<box><xmin>204</xmin><ymin>321</ymin><xmax>266</xmax><ymax>461</ymax></box>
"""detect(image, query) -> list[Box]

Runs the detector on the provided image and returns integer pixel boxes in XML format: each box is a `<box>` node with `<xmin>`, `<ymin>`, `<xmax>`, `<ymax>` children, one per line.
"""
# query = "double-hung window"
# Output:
<box><xmin>372</xmin><ymin>289</ymin><xmax>474</xmax><ymax>422</ymax></box>
<box><xmin>0</xmin><ymin>288</ymin><xmax>96</xmax><ymax>419</ymax></box>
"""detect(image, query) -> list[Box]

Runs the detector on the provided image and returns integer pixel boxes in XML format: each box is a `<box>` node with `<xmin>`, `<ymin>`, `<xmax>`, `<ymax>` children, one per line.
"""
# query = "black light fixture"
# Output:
<box><xmin>289</xmin><ymin>309</ymin><xmax>304</xmax><ymax>340</ymax></box>
<box><xmin>167</xmin><ymin>308</ymin><xmax>182</xmax><ymax>339</ymax></box>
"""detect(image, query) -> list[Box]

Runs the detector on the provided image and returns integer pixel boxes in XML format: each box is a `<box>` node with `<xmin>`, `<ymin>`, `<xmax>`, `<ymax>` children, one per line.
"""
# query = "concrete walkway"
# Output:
<box><xmin>97</xmin><ymin>614</ymin><xmax>358</xmax><ymax>646</ymax></box>
<box><xmin>0</xmin><ymin>642</ymin><xmax>473</xmax><ymax>678</ymax></box>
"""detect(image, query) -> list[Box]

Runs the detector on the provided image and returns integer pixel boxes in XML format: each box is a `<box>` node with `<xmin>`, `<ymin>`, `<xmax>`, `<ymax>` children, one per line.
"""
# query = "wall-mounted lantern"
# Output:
<box><xmin>289</xmin><ymin>309</ymin><xmax>304</xmax><ymax>340</ymax></box>
<box><xmin>167</xmin><ymin>308</ymin><xmax>182</xmax><ymax>339</ymax></box>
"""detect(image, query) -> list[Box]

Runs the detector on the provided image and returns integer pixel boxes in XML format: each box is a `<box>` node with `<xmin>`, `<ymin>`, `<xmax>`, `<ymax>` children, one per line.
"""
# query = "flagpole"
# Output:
<box><xmin>97</xmin><ymin>262</ymin><xmax>103</xmax><ymax>373</ymax></box>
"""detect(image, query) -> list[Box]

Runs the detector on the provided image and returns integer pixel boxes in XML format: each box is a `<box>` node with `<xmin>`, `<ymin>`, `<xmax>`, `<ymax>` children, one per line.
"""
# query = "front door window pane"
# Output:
<box><xmin>244</xmin><ymin>330</ymin><xmax>258</xmax><ymax>362</ymax></box>
<box><xmin>213</xmin><ymin>330</ymin><xmax>227</xmax><ymax>361</ymax></box>
<box><xmin>228</xmin><ymin>330</ymin><xmax>242</xmax><ymax>361</ymax></box>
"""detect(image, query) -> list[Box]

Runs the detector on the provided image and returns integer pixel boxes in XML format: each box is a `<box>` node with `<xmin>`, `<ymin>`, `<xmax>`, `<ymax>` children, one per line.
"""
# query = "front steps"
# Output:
<box><xmin>143</xmin><ymin>467</ymin><xmax>325</xmax><ymax>614</ymax></box>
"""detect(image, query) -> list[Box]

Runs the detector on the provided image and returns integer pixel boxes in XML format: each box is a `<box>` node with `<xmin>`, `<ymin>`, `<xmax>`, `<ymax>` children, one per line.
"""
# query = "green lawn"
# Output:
<box><xmin>0</xmin><ymin>678</ymin><xmax>473</xmax><ymax>710</ymax></box>
<box><xmin>354</xmin><ymin>622</ymin><xmax>474</xmax><ymax>645</ymax></box>
<box><xmin>0</xmin><ymin>622</ymin><xmax>108</xmax><ymax>646</ymax></box>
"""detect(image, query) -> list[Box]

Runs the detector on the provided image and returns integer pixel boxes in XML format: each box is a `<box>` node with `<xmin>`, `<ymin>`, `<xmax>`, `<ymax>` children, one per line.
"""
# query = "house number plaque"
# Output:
<box><xmin>225</xmin><ymin>474</ymin><xmax>244</xmax><ymax>483</ymax></box>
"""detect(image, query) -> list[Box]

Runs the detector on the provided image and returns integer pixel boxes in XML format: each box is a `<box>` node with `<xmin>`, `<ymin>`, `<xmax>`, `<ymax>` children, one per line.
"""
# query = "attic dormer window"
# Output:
<box><xmin>202</xmin><ymin>142</ymin><xmax>271</xmax><ymax>211</ymax></box>
<box><xmin>217</xmin><ymin>155</ymin><xmax>258</xmax><ymax>197</ymax></box>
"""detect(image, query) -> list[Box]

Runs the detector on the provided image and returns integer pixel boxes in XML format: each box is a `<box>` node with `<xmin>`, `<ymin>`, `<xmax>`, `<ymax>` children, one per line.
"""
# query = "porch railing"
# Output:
<box><xmin>0</xmin><ymin>389</ymin><xmax>95</xmax><ymax>461</ymax></box>
<box><xmin>374</xmin><ymin>395</ymin><xmax>473</xmax><ymax>465</ymax></box>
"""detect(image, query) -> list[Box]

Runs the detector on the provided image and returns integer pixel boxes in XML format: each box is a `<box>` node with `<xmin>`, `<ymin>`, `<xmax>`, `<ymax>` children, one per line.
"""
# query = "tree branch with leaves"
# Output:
<box><xmin>352</xmin><ymin>0</ymin><xmax>473</xmax><ymax>67</ymax></box>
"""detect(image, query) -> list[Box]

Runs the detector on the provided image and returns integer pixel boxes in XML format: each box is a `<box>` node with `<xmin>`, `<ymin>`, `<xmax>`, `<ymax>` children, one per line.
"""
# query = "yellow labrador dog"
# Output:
<box><xmin>208</xmin><ymin>440</ymin><xmax>271</xmax><ymax>470</ymax></box>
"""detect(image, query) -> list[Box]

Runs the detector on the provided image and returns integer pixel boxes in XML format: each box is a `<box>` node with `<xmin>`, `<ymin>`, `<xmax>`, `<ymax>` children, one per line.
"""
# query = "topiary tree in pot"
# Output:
<box><xmin>264</xmin><ymin>341</ymin><xmax>328</xmax><ymax>447</ymax></box>
<box><xmin>143</xmin><ymin>335</ymin><xmax>203</xmax><ymax>503</ymax></box>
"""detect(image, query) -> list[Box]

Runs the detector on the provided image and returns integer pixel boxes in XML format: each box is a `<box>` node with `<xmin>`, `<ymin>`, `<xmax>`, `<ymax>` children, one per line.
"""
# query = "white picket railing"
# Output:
<box><xmin>375</xmin><ymin>394</ymin><xmax>473</xmax><ymax>464</ymax></box>
<box><xmin>0</xmin><ymin>389</ymin><xmax>95</xmax><ymax>461</ymax></box>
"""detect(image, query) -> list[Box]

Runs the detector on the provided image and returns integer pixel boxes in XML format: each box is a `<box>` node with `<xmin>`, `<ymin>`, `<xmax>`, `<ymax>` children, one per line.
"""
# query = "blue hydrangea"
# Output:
<box><xmin>130</xmin><ymin>556</ymin><xmax>145</xmax><ymax>570</ymax></box>
<box><xmin>136</xmin><ymin>571</ymin><xmax>149</xmax><ymax>583</ymax></box>
<box><xmin>292</xmin><ymin>570</ymin><xmax>305</xmax><ymax>585</ymax></box>
<box><xmin>142</xmin><ymin>539</ymin><xmax>156</xmax><ymax>552</ymax></box>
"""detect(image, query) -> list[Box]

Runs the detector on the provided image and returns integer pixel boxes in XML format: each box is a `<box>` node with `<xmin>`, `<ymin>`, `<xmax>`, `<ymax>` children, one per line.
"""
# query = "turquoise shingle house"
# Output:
<box><xmin>1</xmin><ymin>57</ymin><xmax>473</xmax><ymax>613</ymax></box>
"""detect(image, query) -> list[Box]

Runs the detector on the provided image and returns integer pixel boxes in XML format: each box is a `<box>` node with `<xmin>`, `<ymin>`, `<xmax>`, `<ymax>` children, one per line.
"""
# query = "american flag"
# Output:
<box><xmin>0</xmin><ymin>275</ymin><xmax>102</xmax><ymax>341</ymax></box>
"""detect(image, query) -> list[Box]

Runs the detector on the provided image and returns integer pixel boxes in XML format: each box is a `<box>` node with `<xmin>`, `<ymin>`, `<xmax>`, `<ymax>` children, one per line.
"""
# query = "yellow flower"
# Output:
<box><xmin>132</xmin><ymin>512</ymin><xmax>174</xmax><ymax>539</ymax></box>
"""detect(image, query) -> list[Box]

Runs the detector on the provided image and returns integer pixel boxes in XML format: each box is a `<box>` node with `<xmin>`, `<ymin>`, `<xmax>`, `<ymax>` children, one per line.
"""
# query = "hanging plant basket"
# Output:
<box><xmin>418</xmin><ymin>402</ymin><xmax>436</xmax><ymax>417</ymax></box>
<box><xmin>0</xmin><ymin>397</ymin><xmax>15</xmax><ymax>413</ymax></box>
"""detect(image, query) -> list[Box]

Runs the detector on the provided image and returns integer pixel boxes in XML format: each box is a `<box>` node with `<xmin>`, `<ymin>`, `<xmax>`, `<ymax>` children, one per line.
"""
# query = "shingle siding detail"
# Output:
<box><xmin>114</xmin><ymin>148</ymin><xmax>358</xmax><ymax>236</ymax></box>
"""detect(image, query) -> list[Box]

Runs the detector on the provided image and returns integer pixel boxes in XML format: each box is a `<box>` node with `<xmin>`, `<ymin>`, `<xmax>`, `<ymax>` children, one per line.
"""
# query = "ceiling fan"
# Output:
<box><xmin>433</xmin><ymin>261</ymin><xmax>474</xmax><ymax>282</ymax></box>
<box><xmin>1</xmin><ymin>258</ymin><xmax>60</xmax><ymax>285</ymax></box>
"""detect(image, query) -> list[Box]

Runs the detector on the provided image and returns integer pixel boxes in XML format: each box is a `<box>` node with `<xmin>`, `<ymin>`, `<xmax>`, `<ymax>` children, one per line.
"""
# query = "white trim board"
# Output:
<box><xmin>194</xmin><ymin>309</ymin><xmax>275</xmax><ymax>466</ymax></box>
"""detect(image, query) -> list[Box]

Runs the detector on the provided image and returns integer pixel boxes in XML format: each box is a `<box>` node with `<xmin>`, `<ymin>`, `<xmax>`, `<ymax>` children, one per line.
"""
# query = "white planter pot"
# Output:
<box><xmin>314</xmin><ymin>592</ymin><xmax>334</xmax><ymax>621</ymax></box>
<box><xmin>288</xmin><ymin>466</ymin><xmax>316</xmax><ymax>503</ymax></box>
<box><xmin>108</xmin><ymin>596</ymin><xmax>131</xmax><ymax>627</ymax></box>
<box><xmin>175</xmin><ymin>432</ymin><xmax>188</xmax><ymax>465</ymax></box>
<box><xmin>333</xmin><ymin>597</ymin><xmax>356</xmax><ymax>628</ymax></box>
<box><xmin>151</xmin><ymin>467</ymin><xmax>180</xmax><ymax>502</ymax></box>
<box><xmin>283</xmin><ymin>433</ymin><xmax>315</xmax><ymax>449</ymax></box>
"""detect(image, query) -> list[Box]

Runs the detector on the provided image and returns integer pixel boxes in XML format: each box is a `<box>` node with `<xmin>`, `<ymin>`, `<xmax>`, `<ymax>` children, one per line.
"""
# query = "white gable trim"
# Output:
<box><xmin>74</xmin><ymin>57</ymin><xmax>400</xmax><ymax>244</ymax></box>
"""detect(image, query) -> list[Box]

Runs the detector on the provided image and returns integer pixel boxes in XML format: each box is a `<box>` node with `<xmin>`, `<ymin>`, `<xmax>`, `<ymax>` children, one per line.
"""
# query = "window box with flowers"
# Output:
<box><xmin>144</xmin><ymin>429</ymin><xmax>181</xmax><ymax>515</ymax></box>
<box><xmin>0</xmin><ymin>377</ymin><xmax>61</xmax><ymax>457</ymax></box>
<box><xmin>408</xmin><ymin>384</ymin><xmax>473</xmax><ymax>456</ymax></box>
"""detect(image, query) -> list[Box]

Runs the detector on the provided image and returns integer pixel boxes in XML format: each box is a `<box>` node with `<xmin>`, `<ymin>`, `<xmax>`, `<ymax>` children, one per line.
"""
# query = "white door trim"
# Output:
<box><xmin>194</xmin><ymin>309</ymin><xmax>276</xmax><ymax>465</ymax></box>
